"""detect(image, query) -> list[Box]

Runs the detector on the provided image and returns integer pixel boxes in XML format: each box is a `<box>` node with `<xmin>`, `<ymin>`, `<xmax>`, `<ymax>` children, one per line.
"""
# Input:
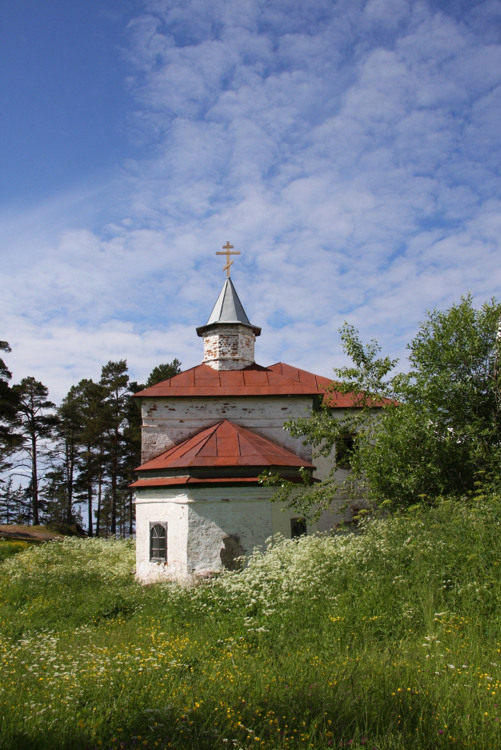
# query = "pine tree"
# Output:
<box><xmin>41</xmin><ymin>466</ymin><xmax>70</xmax><ymax>525</ymax></box>
<box><xmin>99</xmin><ymin>361</ymin><xmax>131</xmax><ymax>536</ymax></box>
<box><xmin>0</xmin><ymin>480</ymin><xmax>30</xmax><ymax>524</ymax></box>
<box><xmin>0</xmin><ymin>342</ymin><xmax>21</xmax><ymax>471</ymax></box>
<box><xmin>145</xmin><ymin>360</ymin><xmax>182</xmax><ymax>388</ymax></box>
<box><xmin>0</xmin><ymin>476</ymin><xmax>19</xmax><ymax>524</ymax></box>
<box><xmin>13</xmin><ymin>377</ymin><xmax>58</xmax><ymax>525</ymax></box>
<box><xmin>73</xmin><ymin>379</ymin><xmax>108</xmax><ymax>536</ymax></box>
<box><xmin>53</xmin><ymin>385</ymin><xmax>87</xmax><ymax>524</ymax></box>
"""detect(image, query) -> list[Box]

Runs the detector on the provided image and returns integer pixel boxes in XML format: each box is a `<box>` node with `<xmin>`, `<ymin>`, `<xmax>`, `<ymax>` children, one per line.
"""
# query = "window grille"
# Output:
<box><xmin>150</xmin><ymin>522</ymin><xmax>167</xmax><ymax>562</ymax></box>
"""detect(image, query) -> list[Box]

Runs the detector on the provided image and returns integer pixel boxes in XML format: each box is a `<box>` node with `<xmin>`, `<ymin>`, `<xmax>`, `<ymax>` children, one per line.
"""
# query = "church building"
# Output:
<box><xmin>132</xmin><ymin>245</ymin><xmax>358</xmax><ymax>582</ymax></box>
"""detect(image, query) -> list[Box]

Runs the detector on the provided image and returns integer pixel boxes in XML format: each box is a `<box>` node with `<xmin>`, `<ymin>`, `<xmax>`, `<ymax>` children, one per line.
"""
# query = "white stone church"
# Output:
<box><xmin>132</xmin><ymin>248</ymin><xmax>359</xmax><ymax>583</ymax></box>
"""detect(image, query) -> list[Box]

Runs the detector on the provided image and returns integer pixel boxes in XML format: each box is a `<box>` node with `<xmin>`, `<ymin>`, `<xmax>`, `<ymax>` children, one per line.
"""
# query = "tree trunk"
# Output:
<box><xmin>110</xmin><ymin>426</ymin><xmax>119</xmax><ymax>536</ymax></box>
<box><xmin>65</xmin><ymin>442</ymin><xmax>74</xmax><ymax>525</ymax></box>
<box><xmin>31</xmin><ymin>431</ymin><xmax>39</xmax><ymax>525</ymax></box>
<box><xmin>87</xmin><ymin>484</ymin><xmax>93</xmax><ymax>537</ymax></box>
<box><xmin>96</xmin><ymin>471</ymin><xmax>102</xmax><ymax>537</ymax></box>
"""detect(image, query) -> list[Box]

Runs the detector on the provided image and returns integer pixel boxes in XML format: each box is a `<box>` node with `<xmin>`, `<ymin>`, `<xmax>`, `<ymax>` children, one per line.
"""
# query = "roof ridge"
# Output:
<box><xmin>136</xmin><ymin>418</ymin><xmax>315</xmax><ymax>472</ymax></box>
<box><xmin>191</xmin><ymin>421</ymin><xmax>224</xmax><ymax>457</ymax></box>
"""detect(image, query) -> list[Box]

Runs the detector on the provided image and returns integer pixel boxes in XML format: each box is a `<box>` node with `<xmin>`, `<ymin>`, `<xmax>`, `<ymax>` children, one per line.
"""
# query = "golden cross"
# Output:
<box><xmin>216</xmin><ymin>241</ymin><xmax>240</xmax><ymax>278</ymax></box>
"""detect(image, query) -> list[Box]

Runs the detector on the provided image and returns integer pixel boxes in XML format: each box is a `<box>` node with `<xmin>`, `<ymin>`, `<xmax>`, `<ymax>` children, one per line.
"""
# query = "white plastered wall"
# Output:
<box><xmin>135</xmin><ymin>489</ymin><xmax>189</xmax><ymax>582</ymax></box>
<box><xmin>134</xmin><ymin>484</ymin><xmax>332</xmax><ymax>583</ymax></box>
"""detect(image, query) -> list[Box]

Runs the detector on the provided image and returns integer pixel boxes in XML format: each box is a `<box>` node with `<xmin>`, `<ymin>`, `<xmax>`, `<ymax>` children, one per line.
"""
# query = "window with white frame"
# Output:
<box><xmin>150</xmin><ymin>522</ymin><xmax>167</xmax><ymax>562</ymax></box>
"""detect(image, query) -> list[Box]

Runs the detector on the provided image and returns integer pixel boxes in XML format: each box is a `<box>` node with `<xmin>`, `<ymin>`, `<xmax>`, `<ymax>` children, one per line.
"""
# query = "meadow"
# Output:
<box><xmin>0</xmin><ymin>498</ymin><xmax>500</xmax><ymax>750</ymax></box>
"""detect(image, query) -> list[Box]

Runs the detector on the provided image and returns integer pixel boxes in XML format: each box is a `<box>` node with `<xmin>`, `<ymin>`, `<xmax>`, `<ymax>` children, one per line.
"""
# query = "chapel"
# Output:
<box><xmin>132</xmin><ymin>245</ymin><xmax>358</xmax><ymax>582</ymax></box>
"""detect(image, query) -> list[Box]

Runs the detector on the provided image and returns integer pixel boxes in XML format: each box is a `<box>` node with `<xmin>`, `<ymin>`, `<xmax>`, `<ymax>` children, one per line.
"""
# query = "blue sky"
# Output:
<box><xmin>1</xmin><ymin>0</ymin><xmax>500</xmax><ymax>402</ymax></box>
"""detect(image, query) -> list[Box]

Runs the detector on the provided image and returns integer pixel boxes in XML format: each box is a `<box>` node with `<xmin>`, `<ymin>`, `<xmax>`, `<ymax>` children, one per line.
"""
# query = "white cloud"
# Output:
<box><xmin>2</xmin><ymin>0</ymin><xmax>501</xmax><ymax>403</ymax></box>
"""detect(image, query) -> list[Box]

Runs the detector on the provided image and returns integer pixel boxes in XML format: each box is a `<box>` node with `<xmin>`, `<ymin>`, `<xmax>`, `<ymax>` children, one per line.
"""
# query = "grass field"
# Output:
<box><xmin>0</xmin><ymin>539</ymin><xmax>32</xmax><ymax>563</ymax></box>
<box><xmin>0</xmin><ymin>498</ymin><xmax>500</xmax><ymax>749</ymax></box>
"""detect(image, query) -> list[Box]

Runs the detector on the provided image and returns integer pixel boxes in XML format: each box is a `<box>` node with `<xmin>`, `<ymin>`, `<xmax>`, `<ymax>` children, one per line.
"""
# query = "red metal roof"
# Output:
<box><xmin>135</xmin><ymin>361</ymin><xmax>358</xmax><ymax>406</ymax></box>
<box><xmin>136</xmin><ymin>419</ymin><xmax>314</xmax><ymax>472</ymax></box>
<box><xmin>130</xmin><ymin>476</ymin><xmax>263</xmax><ymax>488</ymax></box>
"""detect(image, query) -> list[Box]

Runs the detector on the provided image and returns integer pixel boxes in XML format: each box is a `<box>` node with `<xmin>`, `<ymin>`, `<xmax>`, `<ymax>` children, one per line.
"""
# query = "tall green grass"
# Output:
<box><xmin>0</xmin><ymin>539</ymin><xmax>32</xmax><ymax>563</ymax></box>
<box><xmin>1</xmin><ymin>498</ymin><xmax>500</xmax><ymax>749</ymax></box>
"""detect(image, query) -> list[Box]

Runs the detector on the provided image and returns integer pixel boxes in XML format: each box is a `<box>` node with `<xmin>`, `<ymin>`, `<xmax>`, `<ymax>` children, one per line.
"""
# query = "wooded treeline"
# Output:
<box><xmin>0</xmin><ymin>342</ymin><xmax>180</xmax><ymax>535</ymax></box>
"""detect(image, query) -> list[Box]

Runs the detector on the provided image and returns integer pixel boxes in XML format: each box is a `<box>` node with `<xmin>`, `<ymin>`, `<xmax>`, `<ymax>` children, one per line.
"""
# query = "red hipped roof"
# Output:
<box><xmin>135</xmin><ymin>362</ymin><xmax>357</xmax><ymax>407</ymax></box>
<box><xmin>135</xmin><ymin>419</ymin><xmax>314</xmax><ymax>472</ymax></box>
<box><xmin>131</xmin><ymin>419</ymin><xmax>314</xmax><ymax>489</ymax></box>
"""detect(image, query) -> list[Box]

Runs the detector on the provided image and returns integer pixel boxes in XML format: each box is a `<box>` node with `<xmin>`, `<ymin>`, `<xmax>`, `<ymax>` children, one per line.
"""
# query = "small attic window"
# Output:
<box><xmin>150</xmin><ymin>523</ymin><xmax>167</xmax><ymax>562</ymax></box>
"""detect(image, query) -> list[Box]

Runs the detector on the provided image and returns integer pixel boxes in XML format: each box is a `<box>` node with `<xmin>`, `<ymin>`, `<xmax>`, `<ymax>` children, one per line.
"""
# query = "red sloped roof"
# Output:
<box><xmin>135</xmin><ymin>361</ymin><xmax>358</xmax><ymax>407</ymax></box>
<box><xmin>130</xmin><ymin>476</ymin><xmax>263</xmax><ymax>488</ymax></box>
<box><xmin>135</xmin><ymin>419</ymin><xmax>314</xmax><ymax>472</ymax></box>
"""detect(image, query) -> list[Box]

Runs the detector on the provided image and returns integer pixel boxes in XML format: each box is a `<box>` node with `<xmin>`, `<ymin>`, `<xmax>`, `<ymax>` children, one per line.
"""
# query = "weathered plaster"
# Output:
<box><xmin>135</xmin><ymin>485</ymin><xmax>312</xmax><ymax>582</ymax></box>
<box><xmin>202</xmin><ymin>324</ymin><xmax>255</xmax><ymax>370</ymax></box>
<box><xmin>135</xmin><ymin>490</ymin><xmax>189</xmax><ymax>582</ymax></box>
<box><xmin>140</xmin><ymin>395</ymin><xmax>321</xmax><ymax>464</ymax></box>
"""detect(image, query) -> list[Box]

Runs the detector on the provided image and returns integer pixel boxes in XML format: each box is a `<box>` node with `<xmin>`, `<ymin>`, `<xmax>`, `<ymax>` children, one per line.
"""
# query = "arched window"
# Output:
<box><xmin>150</xmin><ymin>523</ymin><xmax>167</xmax><ymax>562</ymax></box>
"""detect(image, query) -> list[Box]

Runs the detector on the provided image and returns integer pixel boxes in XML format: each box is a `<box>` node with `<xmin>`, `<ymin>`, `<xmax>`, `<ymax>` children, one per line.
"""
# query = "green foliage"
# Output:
<box><xmin>335</xmin><ymin>322</ymin><xmax>398</xmax><ymax>403</ymax></box>
<box><xmin>1</xmin><ymin>356</ymin><xmax>181</xmax><ymax>536</ymax></box>
<box><xmin>283</xmin><ymin>295</ymin><xmax>501</xmax><ymax>514</ymax></box>
<box><xmin>98</xmin><ymin>360</ymin><xmax>133</xmax><ymax>536</ymax></box>
<box><xmin>1</xmin><ymin>500</ymin><xmax>501</xmax><ymax>748</ymax></box>
<box><xmin>0</xmin><ymin>537</ymin><xmax>137</xmax><ymax>635</ymax></box>
<box><xmin>0</xmin><ymin>539</ymin><xmax>31</xmax><ymax>562</ymax></box>
<box><xmin>65</xmin><ymin>377</ymin><xmax>109</xmax><ymax>536</ymax></box>
<box><xmin>0</xmin><ymin>477</ymin><xmax>30</xmax><ymax>525</ymax></box>
<box><xmin>145</xmin><ymin>359</ymin><xmax>182</xmax><ymax>388</ymax></box>
<box><xmin>0</xmin><ymin>342</ymin><xmax>21</xmax><ymax>460</ymax></box>
<box><xmin>12</xmin><ymin>377</ymin><xmax>58</xmax><ymax>525</ymax></box>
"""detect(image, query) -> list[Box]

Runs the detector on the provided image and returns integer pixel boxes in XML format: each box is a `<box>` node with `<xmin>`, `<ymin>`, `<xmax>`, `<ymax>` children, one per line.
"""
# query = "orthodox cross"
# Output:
<box><xmin>216</xmin><ymin>241</ymin><xmax>240</xmax><ymax>278</ymax></box>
